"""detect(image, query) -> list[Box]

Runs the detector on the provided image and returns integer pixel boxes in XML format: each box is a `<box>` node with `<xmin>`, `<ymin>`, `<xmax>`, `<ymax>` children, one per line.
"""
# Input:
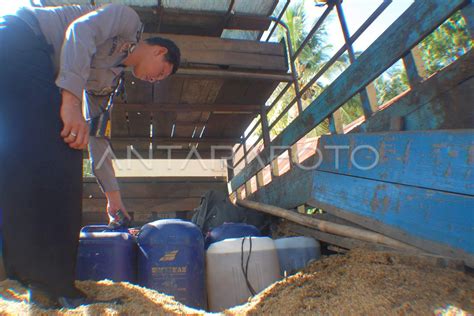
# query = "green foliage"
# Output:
<box><xmin>340</xmin><ymin>95</ymin><xmax>364</xmax><ymax>126</ymax></box>
<box><xmin>267</xmin><ymin>0</ymin><xmax>341</xmax><ymax>139</ymax></box>
<box><xmin>419</xmin><ymin>11</ymin><xmax>472</xmax><ymax>75</ymax></box>
<box><xmin>260</xmin><ymin>5</ymin><xmax>472</xmax><ymax>140</ymax></box>
<box><xmin>376</xmin><ymin>11</ymin><xmax>471</xmax><ymax>105</ymax></box>
<box><xmin>375</xmin><ymin>62</ymin><xmax>409</xmax><ymax>105</ymax></box>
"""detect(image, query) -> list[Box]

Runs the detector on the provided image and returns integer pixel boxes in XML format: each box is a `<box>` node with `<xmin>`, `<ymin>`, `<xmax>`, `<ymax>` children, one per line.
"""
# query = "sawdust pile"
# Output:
<box><xmin>0</xmin><ymin>279</ymin><xmax>204</xmax><ymax>315</ymax></box>
<box><xmin>228</xmin><ymin>249</ymin><xmax>474</xmax><ymax>316</ymax></box>
<box><xmin>0</xmin><ymin>249</ymin><xmax>472</xmax><ymax>315</ymax></box>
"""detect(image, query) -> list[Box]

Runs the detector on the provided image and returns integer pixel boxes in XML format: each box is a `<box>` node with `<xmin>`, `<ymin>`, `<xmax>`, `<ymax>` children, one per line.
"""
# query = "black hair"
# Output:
<box><xmin>145</xmin><ymin>37</ymin><xmax>181</xmax><ymax>75</ymax></box>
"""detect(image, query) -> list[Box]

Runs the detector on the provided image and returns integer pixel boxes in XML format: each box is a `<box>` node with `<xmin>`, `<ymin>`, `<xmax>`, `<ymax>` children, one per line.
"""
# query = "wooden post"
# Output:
<box><xmin>229</xmin><ymin>191</ymin><xmax>237</xmax><ymax>204</ymax></box>
<box><xmin>226</xmin><ymin>158</ymin><xmax>234</xmax><ymax>180</ymax></box>
<box><xmin>242</xmin><ymin>139</ymin><xmax>249</xmax><ymax>166</ymax></box>
<box><xmin>260</xmin><ymin>105</ymin><xmax>274</xmax><ymax>181</ymax></box>
<box><xmin>236</xmin><ymin>186</ymin><xmax>245</xmax><ymax>200</ymax></box>
<box><xmin>256</xmin><ymin>170</ymin><xmax>265</xmax><ymax>189</ymax></box>
<box><xmin>270</xmin><ymin>159</ymin><xmax>280</xmax><ymax>178</ymax></box>
<box><xmin>290</xmin><ymin>144</ymin><xmax>299</xmax><ymax>165</ymax></box>
<box><xmin>245</xmin><ymin>180</ymin><xmax>253</xmax><ymax>196</ymax></box>
<box><xmin>297</xmin><ymin>205</ymin><xmax>306</xmax><ymax>214</ymax></box>
<box><xmin>403</xmin><ymin>46</ymin><xmax>427</xmax><ymax>86</ymax></box>
<box><xmin>329</xmin><ymin>109</ymin><xmax>344</xmax><ymax>134</ymax></box>
<box><xmin>365</xmin><ymin>83</ymin><xmax>378</xmax><ymax>109</ymax></box>
<box><xmin>260</xmin><ymin>105</ymin><xmax>271</xmax><ymax>149</ymax></box>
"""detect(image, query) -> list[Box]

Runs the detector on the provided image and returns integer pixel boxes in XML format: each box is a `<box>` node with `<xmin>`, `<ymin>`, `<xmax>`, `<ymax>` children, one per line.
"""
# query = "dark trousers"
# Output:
<box><xmin>0</xmin><ymin>16</ymin><xmax>83</xmax><ymax>297</ymax></box>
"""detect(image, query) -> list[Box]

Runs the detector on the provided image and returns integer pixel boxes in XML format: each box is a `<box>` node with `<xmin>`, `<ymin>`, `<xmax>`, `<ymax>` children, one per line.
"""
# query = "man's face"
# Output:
<box><xmin>132</xmin><ymin>44</ymin><xmax>173</xmax><ymax>83</ymax></box>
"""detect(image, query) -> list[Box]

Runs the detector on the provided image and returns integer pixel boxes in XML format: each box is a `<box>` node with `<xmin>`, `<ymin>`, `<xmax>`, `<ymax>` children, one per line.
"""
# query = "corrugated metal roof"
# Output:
<box><xmin>42</xmin><ymin>0</ymin><xmax>276</xmax><ymax>16</ymax></box>
<box><xmin>41</xmin><ymin>0</ymin><xmax>277</xmax><ymax>38</ymax></box>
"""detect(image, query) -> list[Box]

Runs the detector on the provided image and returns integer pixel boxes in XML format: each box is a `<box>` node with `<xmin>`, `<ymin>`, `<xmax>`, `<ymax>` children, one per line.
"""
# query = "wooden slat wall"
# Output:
<box><xmin>355</xmin><ymin>50</ymin><xmax>474</xmax><ymax>133</ymax></box>
<box><xmin>135</xmin><ymin>7</ymin><xmax>273</xmax><ymax>36</ymax></box>
<box><xmin>143</xmin><ymin>33</ymin><xmax>287</xmax><ymax>71</ymax></box>
<box><xmin>82</xmin><ymin>177</ymin><xmax>227</xmax><ymax>226</ymax></box>
<box><xmin>229</xmin><ymin>0</ymin><xmax>468</xmax><ymax>192</ymax></box>
<box><xmin>316</xmin><ymin>130</ymin><xmax>473</xmax><ymax>195</ymax></box>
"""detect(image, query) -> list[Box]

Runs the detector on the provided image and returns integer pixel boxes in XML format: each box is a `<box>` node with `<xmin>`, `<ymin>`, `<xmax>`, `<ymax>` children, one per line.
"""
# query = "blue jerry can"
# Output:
<box><xmin>80</xmin><ymin>225</ymin><xmax>129</xmax><ymax>233</ymax></box>
<box><xmin>205</xmin><ymin>222</ymin><xmax>261</xmax><ymax>249</ymax></box>
<box><xmin>76</xmin><ymin>231</ymin><xmax>137</xmax><ymax>283</ymax></box>
<box><xmin>137</xmin><ymin>219</ymin><xmax>206</xmax><ymax>309</ymax></box>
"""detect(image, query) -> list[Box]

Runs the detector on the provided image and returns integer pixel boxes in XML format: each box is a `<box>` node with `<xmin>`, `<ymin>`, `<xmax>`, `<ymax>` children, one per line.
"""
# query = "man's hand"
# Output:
<box><xmin>105</xmin><ymin>190</ymin><xmax>132</xmax><ymax>222</ymax></box>
<box><xmin>60</xmin><ymin>89</ymin><xmax>89</xmax><ymax>150</ymax></box>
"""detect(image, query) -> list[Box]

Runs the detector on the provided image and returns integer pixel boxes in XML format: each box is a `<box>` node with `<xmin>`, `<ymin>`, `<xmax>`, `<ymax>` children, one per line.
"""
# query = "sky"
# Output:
<box><xmin>303</xmin><ymin>0</ymin><xmax>415</xmax><ymax>53</ymax></box>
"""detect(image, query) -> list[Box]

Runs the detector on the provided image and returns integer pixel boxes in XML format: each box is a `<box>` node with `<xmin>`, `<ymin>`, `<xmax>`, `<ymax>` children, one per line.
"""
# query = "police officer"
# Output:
<box><xmin>0</xmin><ymin>3</ymin><xmax>180</xmax><ymax>308</ymax></box>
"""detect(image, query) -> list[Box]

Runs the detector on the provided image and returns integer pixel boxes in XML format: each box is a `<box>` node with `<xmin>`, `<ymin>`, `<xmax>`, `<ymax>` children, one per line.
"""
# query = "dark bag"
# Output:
<box><xmin>191</xmin><ymin>190</ymin><xmax>270</xmax><ymax>235</ymax></box>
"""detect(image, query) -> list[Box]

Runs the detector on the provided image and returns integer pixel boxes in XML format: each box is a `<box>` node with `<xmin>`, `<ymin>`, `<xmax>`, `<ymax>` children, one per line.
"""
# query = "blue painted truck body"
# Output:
<box><xmin>230</xmin><ymin>0</ymin><xmax>474</xmax><ymax>266</ymax></box>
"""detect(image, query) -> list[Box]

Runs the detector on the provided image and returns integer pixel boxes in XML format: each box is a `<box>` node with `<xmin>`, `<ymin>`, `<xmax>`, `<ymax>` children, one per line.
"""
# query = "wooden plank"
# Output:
<box><xmin>356</xmin><ymin>50</ymin><xmax>474</xmax><ymax>133</ymax></box>
<box><xmin>180</xmin><ymin>51</ymin><xmax>287</xmax><ymax>71</ymax></box>
<box><xmin>107</xmin><ymin>147</ymin><xmax>234</xmax><ymax>159</ymax></box>
<box><xmin>83</xmin><ymin>181</ymin><xmax>227</xmax><ymax>199</ymax></box>
<box><xmin>229</xmin><ymin>0</ymin><xmax>468</xmax><ymax>192</ymax></box>
<box><xmin>83</xmin><ymin>176</ymin><xmax>227</xmax><ymax>184</ymax></box>
<box><xmin>148</xmin><ymin>33</ymin><xmax>285</xmax><ymax>56</ymax></box>
<box><xmin>312</xmin><ymin>213</ymin><xmax>367</xmax><ymax>230</ymax></box>
<box><xmin>83</xmin><ymin>197</ymin><xmax>200</xmax><ymax>213</ymax></box>
<box><xmin>175</xmin><ymin>78</ymin><xmax>223</xmax><ymax>139</ymax></box>
<box><xmin>142</xmin><ymin>33</ymin><xmax>287</xmax><ymax>71</ymax></box>
<box><xmin>329</xmin><ymin>110</ymin><xmax>344</xmax><ymax>134</ymax></box>
<box><xmin>174</xmin><ymin>69</ymin><xmax>293</xmax><ymax>82</ymax></box>
<box><xmin>117</xmin><ymin>103</ymin><xmax>260</xmax><ymax>113</ymax></box>
<box><xmin>138</xmin><ymin>9</ymin><xmax>272</xmax><ymax>35</ymax></box>
<box><xmin>281</xmin><ymin>221</ymin><xmax>396</xmax><ymax>252</ymax></box>
<box><xmin>308</xmin><ymin>170</ymin><xmax>474</xmax><ymax>264</ymax></box>
<box><xmin>403</xmin><ymin>47</ymin><xmax>427</xmax><ymax>86</ymax></box>
<box><xmin>180</xmin><ymin>79</ymin><xmax>223</xmax><ymax>104</ymax></box>
<box><xmin>132</xmin><ymin>211</ymin><xmax>179</xmax><ymax>224</ymax></box>
<box><xmin>403</xmin><ymin>76</ymin><xmax>474</xmax><ymax>130</ymax></box>
<box><xmin>256</xmin><ymin>170</ymin><xmax>265</xmax><ymax>188</ymax></box>
<box><xmin>246</xmin><ymin>157</ymin><xmax>315</xmax><ymax>209</ymax></box>
<box><xmin>82</xmin><ymin>211</ymin><xmax>179</xmax><ymax>226</ymax></box>
<box><xmin>111</xmin><ymin>136</ymin><xmax>239</xmax><ymax>145</ymax></box>
<box><xmin>316</xmin><ymin>130</ymin><xmax>474</xmax><ymax>195</ymax></box>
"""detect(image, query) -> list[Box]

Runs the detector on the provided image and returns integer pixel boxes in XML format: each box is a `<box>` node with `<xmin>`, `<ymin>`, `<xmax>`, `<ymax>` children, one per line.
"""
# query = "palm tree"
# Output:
<box><xmin>266</xmin><ymin>0</ymin><xmax>331</xmax><ymax>138</ymax></box>
<box><xmin>265</xmin><ymin>0</ymin><xmax>361</xmax><ymax>139</ymax></box>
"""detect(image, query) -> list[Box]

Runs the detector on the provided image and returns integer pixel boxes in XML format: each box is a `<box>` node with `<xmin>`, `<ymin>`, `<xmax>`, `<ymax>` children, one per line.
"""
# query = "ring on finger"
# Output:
<box><xmin>70</xmin><ymin>132</ymin><xmax>77</xmax><ymax>138</ymax></box>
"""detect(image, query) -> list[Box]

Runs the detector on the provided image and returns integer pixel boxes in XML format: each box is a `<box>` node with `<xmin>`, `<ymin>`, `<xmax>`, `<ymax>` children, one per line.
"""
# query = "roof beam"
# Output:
<box><xmin>111</xmin><ymin>137</ymin><xmax>240</xmax><ymax>145</ymax></box>
<box><xmin>115</xmin><ymin>103</ymin><xmax>261</xmax><ymax>114</ymax></box>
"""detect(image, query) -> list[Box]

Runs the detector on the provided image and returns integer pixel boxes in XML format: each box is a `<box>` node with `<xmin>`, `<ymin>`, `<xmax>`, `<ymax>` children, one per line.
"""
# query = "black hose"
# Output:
<box><xmin>240</xmin><ymin>237</ymin><xmax>256</xmax><ymax>296</ymax></box>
